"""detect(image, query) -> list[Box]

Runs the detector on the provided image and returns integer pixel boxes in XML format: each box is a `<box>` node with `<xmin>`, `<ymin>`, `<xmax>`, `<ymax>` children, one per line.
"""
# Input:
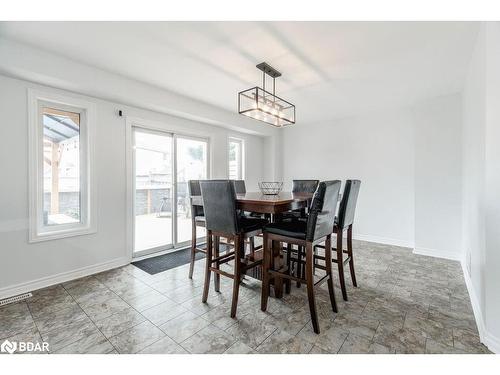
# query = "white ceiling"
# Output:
<box><xmin>0</xmin><ymin>22</ymin><xmax>478</xmax><ymax>123</ymax></box>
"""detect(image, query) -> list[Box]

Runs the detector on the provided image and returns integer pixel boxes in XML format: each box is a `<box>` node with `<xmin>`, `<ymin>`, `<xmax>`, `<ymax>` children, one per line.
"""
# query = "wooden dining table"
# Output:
<box><xmin>190</xmin><ymin>191</ymin><xmax>313</xmax><ymax>217</ymax></box>
<box><xmin>191</xmin><ymin>192</ymin><xmax>314</xmax><ymax>297</ymax></box>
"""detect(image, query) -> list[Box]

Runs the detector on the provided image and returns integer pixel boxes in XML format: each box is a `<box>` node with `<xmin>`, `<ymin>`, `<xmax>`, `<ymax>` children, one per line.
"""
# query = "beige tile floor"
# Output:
<box><xmin>0</xmin><ymin>239</ymin><xmax>491</xmax><ymax>354</ymax></box>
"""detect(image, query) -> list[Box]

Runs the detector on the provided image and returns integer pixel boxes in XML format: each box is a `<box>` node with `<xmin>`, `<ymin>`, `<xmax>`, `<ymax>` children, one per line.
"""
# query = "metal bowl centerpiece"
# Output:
<box><xmin>258</xmin><ymin>182</ymin><xmax>283</xmax><ymax>195</ymax></box>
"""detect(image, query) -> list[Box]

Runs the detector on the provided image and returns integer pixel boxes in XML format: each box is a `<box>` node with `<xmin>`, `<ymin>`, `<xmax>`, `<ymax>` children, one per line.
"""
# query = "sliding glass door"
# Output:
<box><xmin>132</xmin><ymin>127</ymin><xmax>208</xmax><ymax>257</ymax></box>
<box><xmin>175</xmin><ymin>137</ymin><xmax>208</xmax><ymax>245</ymax></box>
<box><xmin>133</xmin><ymin>129</ymin><xmax>174</xmax><ymax>254</ymax></box>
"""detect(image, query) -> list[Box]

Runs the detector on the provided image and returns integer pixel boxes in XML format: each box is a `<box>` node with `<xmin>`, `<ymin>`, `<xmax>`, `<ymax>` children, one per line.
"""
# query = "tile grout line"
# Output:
<box><xmin>60</xmin><ymin>282</ymin><xmax>117</xmax><ymax>354</ymax></box>
<box><xmin>89</xmin><ymin>274</ymin><xmax>173</xmax><ymax>353</ymax></box>
<box><xmin>24</xmin><ymin>301</ymin><xmax>47</xmax><ymax>352</ymax></box>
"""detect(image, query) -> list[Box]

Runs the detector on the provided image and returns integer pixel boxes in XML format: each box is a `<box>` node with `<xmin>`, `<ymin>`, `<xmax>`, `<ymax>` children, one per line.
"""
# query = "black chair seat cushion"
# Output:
<box><xmin>281</xmin><ymin>210</ymin><xmax>304</xmax><ymax>219</ymax></box>
<box><xmin>238</xmin><ymin>217</ymin><xmax>268</xmax><ymax>233</ymax></box>
<box><xmin>264</xmin><ymin>220</ymin><xmax>307</xmax><ymax>240</ymax></box>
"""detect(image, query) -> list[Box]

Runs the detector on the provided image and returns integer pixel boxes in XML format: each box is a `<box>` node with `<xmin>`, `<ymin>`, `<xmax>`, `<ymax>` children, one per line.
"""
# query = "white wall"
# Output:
<box><xmin>483</xmin><ymin>22</ymin><xmax>500</xmax><ymax>350</ymax></box>
<box><xmin>281</xmin><ymin>110</ymin><xmax>416</xmax><ymax>247</ymax></box>
<box><xmin>413</xmin><ymin>94</ymin><xmax>463</xmax><ymax>259</ymax></box>
<box><xmin>462</xmin><ymin>23</ymin><xmax>487</xmax><ymax>321</ymax></box>
<box><xmin>0</xmin><ymin>74</ymin><xmax>266</xmax><ymax>297</ymax></box>
<box><xmin>462</xmin><ymin>22</ymin><xmax>500</xmax><ymax>353</ymax></box>
<box><xmin>282</xmin><ymin>97</ymin><xmax>463</xmax><ymax>252</ymax></box>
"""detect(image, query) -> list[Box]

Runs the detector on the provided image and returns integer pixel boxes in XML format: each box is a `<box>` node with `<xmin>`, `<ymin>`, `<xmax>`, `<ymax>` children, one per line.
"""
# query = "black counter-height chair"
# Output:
<box><xmin>231</xmin><ymin>179</ymin><xmax>263</xmax><ymax>257</ymax></box>
<box><xmin>188</xmin><ymin>180</ymin><xmax>206</xmax><ymax>279</ymax></box>
<box><xmin>281</xmin><ymin>180</ymin><xmax>319</xmax><ymax>288</ymax></box>
<box><xmin>283</xmin><ymin>180</ymin><xmax>320</xmax><ymax>220</ymax></box>
<box><xmin>232</xmin><ymin>180</ymin><xmax>246</xmax><ymax>195</ymax></box>
<box><xmin>261</xmin><ymin>180</ymin><xmax>342</xmax><ymax>334</ymax></box>
<box><xmin>200</xmin><ymin>180</ymin><xmax>268</xmax><ymax>318</ymax></box>
<box><xmin>314</xmin><ymin>180</ymin><xmax>361</xmax><ymax>301</ymax></box>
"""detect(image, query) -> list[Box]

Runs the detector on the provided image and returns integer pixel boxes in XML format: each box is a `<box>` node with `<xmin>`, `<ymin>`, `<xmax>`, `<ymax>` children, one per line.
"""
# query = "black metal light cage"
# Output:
<box><xmin>238</xmin><ymin>62</ymin><xmax>295</xmax><ymax>128</ymax></box>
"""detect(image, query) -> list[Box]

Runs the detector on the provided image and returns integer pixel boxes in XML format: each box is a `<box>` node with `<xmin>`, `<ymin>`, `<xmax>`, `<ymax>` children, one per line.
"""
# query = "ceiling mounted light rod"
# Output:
<box><xmin>257</xmin><ymin>62</ymin><xmax>280</xmax><ymax>97</ymax></box>
<box><xmin>238</xmin><ymin>62</ymin><xmax>295</xmax><ymax>128</ymax></box>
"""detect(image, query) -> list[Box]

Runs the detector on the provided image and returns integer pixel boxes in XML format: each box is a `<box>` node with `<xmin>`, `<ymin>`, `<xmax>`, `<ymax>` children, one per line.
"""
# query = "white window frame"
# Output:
<box><xmin>28</xmin><ymin>89</ymin><xmax>97</xmax><ymax>242</ymax></box>
<box><xmin>228</xmin><ymin>137</ymin><xmax>245</xmax><ymax>180</ymax></box>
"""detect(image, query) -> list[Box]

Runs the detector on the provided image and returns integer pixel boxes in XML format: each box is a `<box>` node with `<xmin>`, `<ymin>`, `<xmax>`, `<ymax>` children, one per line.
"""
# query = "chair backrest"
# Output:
<box><xmin>337</xmin><ymin>180</ymin><xmax>361</xmax><ymax>229</ymax></box>
<box><xmin>188</xmin><ymin>180</ymin><xmax>204</xmax><ymax>217</ymax></box>
<box><xmin>292</xmin><ymin>180</ymin><xmax>320</xmax><ymax>194</ymax></box>
<box><xmin>200</xmin><ymin>180</ymin><xmax>239</xmax><ymax>235</ymax></box>
<box><xmin>232</xmin><ymin>180</ymin><xmax>246</xmax><ymax>195</ymax></box>
<box><xmin>306</xmin><ymin>180</ymin><xmax>342</xmax><ymax>241</ymax></box>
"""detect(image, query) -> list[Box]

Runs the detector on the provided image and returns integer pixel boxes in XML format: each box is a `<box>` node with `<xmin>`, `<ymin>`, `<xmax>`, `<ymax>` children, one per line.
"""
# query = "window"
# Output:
<box><xmin>228</xmin><ymin>137</ymin><xmax>244</xmax><ymax>180</ymax></box>
<box><xmin>29</xmin><ymin>90</ymin><xmax>96</xmax><ymax>242</ymax></box>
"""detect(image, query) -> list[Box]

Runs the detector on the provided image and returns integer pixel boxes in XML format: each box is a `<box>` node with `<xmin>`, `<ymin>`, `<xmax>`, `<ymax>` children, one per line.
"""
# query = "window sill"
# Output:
<box><xmin>29</xmin><ymin>225</ymin><xmax>97</xmax><ymax>243</ymax></box>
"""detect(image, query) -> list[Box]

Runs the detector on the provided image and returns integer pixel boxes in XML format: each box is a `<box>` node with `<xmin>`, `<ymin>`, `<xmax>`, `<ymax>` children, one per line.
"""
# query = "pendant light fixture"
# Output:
<box><xmin>238</xmin><ymin>62</ymin><xmax>295</xmax><ymax>127</ymax></box>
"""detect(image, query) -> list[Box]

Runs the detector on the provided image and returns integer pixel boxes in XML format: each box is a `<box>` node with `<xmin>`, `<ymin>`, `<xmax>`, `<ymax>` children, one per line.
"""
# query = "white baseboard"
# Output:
<box><xmin>483</xmin><ymin>330</ymin><xmax>500</xmax><ymax>354</ymax></box>
<box><xmin>0</xmin><ymin>256</ymin><xmax>130</xmax><ymax>300</ymax></box>
<box><xmin>460</xmin><ymin>258</ymin><xmax>500</xmax><ymax>354</ymax></box>
<box><xmin>413</xmin><ymin>247</ymin><xmax>462</xmax><ymax>261</ymax></box>
<box><xmin>352</xmin><ymin>233</ymin><xmax>413</xmax><ymax>249</ymax></box>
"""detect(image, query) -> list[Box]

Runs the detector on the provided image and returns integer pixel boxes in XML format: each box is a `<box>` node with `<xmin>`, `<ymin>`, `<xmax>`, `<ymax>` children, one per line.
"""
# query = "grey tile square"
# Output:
<box><xmin>333</xmin><ymin>314</ymin><xmax>380</xmax><ymax>340</ymax></box>
<box><xmin>339</xmin><ymin>333</ymin><xmax>393</xmax><ymax>354</ymax></box>
<box><xmin>403</xmin><ymin>315</ymin><xmax>453</xmax><ymax>346</ymax></box>
<box><xmin>122</xmin><ymin>289</ymin><xmax>170</xmax><ymax>312</ymax></box>
<box><xmin>40</xmin><ymin>317</ymin><xmax>99</xmax><ymax>352</ymax></box>
<box><xmin>225</xmin><ymin>312</ymin><xmax>278</xmax><ymax>349</ymax></box>
<box><xmin>55</xmin><ymin>330</ymin><xmax>114</xmax><ymax>354</ymax></box>
<box><xmin>373</xmin><ymin>326</ymin><xmax>426</xmax><ymax>354</ymax></box>
<box><xmin>138</xmin><ymin>336</ymin><xmax>188</xmax><ymax>354</ymax></box>
<box><xmin>452</xmin><ymin>328</ymin><xmax>491</xmax><ymax>353</ymax></box>
<box><xmin>200</xmin><ymin>303</ymin><xmax>246</xmax><ymax>330</ymax></box>
<box><xmin>94</xmin><ymin>307</ymin><xmax>146</xmax><ymax>339</ymax></box>
<box><xmin>79</xmin><ymin>294</ymin><xmax>131</xmax><ymax>321</ymax></box>
<box><xmin>223</xmin><ymin>340</ymin><xmax>256</xmax><ymax>354</ymax></box>
<box><xmin>257</xmin><ymin>330</ymin><xmax>313</xmax><ymax>354</ymax></box>
<box><xmin>34</xmin><ymin>304</ymin><xmax>88</xmax><ymax>334</ymax></box>
<box><xmin>159</xmin><ymin>311</ymin><xmax>210</xmax><ymax>343</ymax></box>
<box><xmin>109</xmin><ymin>320</ymin><xmax>165</xmax><ymax>354</ymax></box>
<box><xmin>181</xmin><ymin>325</ymin><xmax>237</xmax><ymax>354</ymax></box>
<box><xmin>28</xmin><ymin>293</ymin><xmax>76</xmax><ymax>318</ymax></box>
<box><xmin>425</xmin><ymin>339</ymin><xmax>467</xmax><ymax>354</ymax></box>
<box><xmin>0</xmin><ymin>304</ymin><xmax>37</xmax><ymax>340</ymax></box>
<box><xmin>141</xmin><ymin>300</ymin><xmax>186</xmax><ymax>326</ymax></box>
<box><xmin>297</xmin><ymin>321</ymin><xmax>349</xmax><ymax>353</ymax></box>
<box><xmin>63</xmin><ymin>276</ymin><xmax>109</xmax><ymax>301</ymax></box>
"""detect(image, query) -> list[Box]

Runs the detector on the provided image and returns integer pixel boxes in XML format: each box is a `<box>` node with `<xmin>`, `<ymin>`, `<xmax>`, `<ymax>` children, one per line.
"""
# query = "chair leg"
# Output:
<box><xmin>188</xmin><ymin>221</ymin><xmax>197</xmax><ymax>279</ymax></box>
<box><xmin>202</xmin><ymin>231</ymin><xmax>213</xmax><ymax>303</ymax></box>
<box><xmin>296</xmin><ymin>245</ymin><xmax>302</xmax><ymax>288</ymax></box>
<box><xmin>249</xmin><ymin>237</ymin><xmax>255</xmax><ymax>258</ymax></box>
<box><xmin>347</xmin><ymin>225</ymin><xmax>357</xmax><ymax>287</ymax></box>
<box><xmin>313</xmin><ymin>246</ymin><xmax>317</xmax><ymax>275</ymax></box>
<box><xmin>337</xmin><ymin>231</ymin><xmax>348</xmax><ymax>301</ymax></box>
<box><xmin>324</xmin><ymin>235</ymin><xmax>338</xmax><ymax>313</ymax></box>
<box><xmin>305</xmin><ymin>242</ymin><xmax>320</xmax><ymax>334</ymax></box>
<box><xmin>272</xmin><ymin>240</ymin><xmax>283</xmax><ymax>298</ymax></box>
<box><xmin>285</xmin><ymin>243</ymin><xmax>292</xmax><ymax>294</ymax></box>
<box><xmin>261</xmin><ymin>233</ymin><xmax>271</xmax><ymax>312</ymax></box>
<box><xmin>214</xmin><ymin>235</ymin><xmax>220</xmax><ymax>292</ymax></box>
<box><xmin>230</xmin><ymin>235</ymin><xmax>242</xmax><ymax>318</ymax></box>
